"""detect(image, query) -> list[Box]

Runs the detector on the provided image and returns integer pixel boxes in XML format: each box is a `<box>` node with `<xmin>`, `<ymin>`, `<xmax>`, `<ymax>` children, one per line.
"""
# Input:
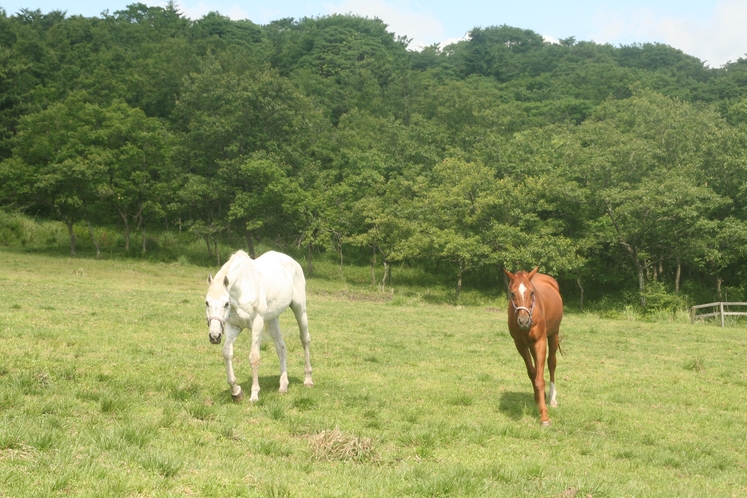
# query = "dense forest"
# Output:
<box><xmin>2</xmin><ymin>2</ymin><xmax>747</xmax><ymax>308</ymax></box>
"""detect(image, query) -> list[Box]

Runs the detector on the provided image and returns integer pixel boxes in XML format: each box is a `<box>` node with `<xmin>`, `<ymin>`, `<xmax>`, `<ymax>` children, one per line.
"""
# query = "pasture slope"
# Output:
<box><xmin>0</xmin><ymin>249</ymin><xmax>746</xmax><ymax>497</ymax></box>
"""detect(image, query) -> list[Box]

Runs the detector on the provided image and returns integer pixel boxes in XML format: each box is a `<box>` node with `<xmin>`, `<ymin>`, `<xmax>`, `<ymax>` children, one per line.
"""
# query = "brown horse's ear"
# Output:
<box><xmin>503</xmin><ymin>268</ymin><xmax>515</xmax><ymax>280</ymax></box>
<box><xmin>528</xmin><ymin>266</ymin><xmax>539</xmax><ymax>279</ymax></box>
<box><xmin>223</xmin><ymin>275</ymin><xmax>230</xmax><ymax>288</ymax></box>
<box><xmin>207</xmin><ymin>274</ymin><xmax>213</xmax><ymax>285</ymax></box>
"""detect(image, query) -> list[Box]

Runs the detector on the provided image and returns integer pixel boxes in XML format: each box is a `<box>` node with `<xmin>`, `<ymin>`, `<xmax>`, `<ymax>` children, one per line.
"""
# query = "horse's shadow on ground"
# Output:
<box><xmin>498</xmin><ymin>391</ymin><xmax>536</xmax><ymax>420</ymax></box>
<box><xmin>217</xmin><ymin>375</ymin><xmax>305</xmax><ymax>403</ymax></box>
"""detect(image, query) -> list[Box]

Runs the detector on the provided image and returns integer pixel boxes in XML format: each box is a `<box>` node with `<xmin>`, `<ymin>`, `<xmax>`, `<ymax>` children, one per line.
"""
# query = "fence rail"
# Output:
<box><xmin>689</xmin><ymin>302</ymin><xmax>747</xmax><ymax>327</ymax></box>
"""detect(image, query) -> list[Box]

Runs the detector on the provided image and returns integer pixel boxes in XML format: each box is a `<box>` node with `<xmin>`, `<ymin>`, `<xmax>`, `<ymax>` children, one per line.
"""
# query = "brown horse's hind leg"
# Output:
<box><xmin>547</xmin><ymin>332</ymin><xmax>559</xmax><ymax>408</ymax></box>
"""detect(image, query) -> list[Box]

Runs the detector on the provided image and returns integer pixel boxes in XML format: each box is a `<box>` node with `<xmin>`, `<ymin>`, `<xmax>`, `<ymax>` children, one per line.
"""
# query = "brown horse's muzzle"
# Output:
<box><xmin>517</xmin><ymin>313</ymin><xmax>532</xmax><ymax>330</ymax></box>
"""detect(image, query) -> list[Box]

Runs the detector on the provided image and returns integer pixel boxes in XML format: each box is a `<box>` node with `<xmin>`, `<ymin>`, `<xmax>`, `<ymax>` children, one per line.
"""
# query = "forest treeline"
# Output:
<box><xmin>2</xmin><ymin>2</ymin><xmax>747</xmax><ymax>307</ymax></box>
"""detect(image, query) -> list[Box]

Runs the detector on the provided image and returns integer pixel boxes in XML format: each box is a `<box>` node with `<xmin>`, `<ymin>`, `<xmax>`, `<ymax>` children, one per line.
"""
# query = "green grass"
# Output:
<box><xmin>1</xmin><ymin>249</ymin><xmax>746</xmax><ymax>496</ymax></box>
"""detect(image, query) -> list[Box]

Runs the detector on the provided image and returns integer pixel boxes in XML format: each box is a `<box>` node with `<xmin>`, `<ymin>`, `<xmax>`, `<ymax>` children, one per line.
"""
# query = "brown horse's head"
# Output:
<box><xmin>504</xmin><ymin>267</ymin><xmax>539</xmax><ymax>331</ymax></box>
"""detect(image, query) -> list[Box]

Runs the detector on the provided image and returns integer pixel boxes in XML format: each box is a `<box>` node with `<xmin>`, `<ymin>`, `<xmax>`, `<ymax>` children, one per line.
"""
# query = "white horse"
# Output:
<box><xmin>205</xmin><ymin>250</ymin><xmax>313</xmax><ymax>402</ymax></box>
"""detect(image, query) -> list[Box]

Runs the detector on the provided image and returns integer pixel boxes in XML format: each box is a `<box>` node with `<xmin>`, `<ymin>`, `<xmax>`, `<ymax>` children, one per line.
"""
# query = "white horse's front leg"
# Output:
<box><xmin>249</xmin><ymin>315</ymin><xmax>264</xmax><ymax>402</ymax></box>
<box><xmin>222</xmin><ymin>324</ymin><xmax>243</xmax><ymax>401</ymax></box>
<box><xmin>266</xmin><ymin>318</ymin><xmax>289</xmax><ymax>393</ymax></box>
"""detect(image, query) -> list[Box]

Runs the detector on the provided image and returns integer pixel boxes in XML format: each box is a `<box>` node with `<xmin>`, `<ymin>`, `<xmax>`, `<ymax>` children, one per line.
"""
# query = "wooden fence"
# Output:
<box><xmin>689</xmin><ymin>302</ymin><xmax>747</xmax><ymax>326</ymax></box>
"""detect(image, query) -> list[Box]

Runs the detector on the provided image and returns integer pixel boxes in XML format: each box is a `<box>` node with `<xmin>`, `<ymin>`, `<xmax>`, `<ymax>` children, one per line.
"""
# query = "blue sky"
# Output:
<box><xmin>2</xmin><ymin>0</ymin><xmax>746</xmax><ymax>68</ymax></box>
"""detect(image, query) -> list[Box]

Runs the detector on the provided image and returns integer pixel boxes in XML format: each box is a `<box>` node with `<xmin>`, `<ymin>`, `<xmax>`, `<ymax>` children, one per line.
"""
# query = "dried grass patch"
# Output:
<box><xmin>308</xmin><ymin>428</ymin><xmax>379</xmax><ymax>463</ymax></box>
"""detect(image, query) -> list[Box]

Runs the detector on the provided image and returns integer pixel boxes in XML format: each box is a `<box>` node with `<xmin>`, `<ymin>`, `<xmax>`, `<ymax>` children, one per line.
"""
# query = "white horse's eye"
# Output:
<box><xmin>224</xmin><ymin>302</ymin><xmax>230</xmax><ymax>308</ymax></box>
<box><xmin>205</xmin><ymin>301</ymin><xmax>209</xmax><ymax>307</ymax></box>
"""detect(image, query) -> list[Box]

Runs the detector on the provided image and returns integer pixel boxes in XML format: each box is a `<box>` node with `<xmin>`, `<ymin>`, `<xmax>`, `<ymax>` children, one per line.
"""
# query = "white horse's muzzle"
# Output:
<box><xmin>207</xmin><ymin>316</ymin><xmax>225</xmax><ymax>344</ymax></box>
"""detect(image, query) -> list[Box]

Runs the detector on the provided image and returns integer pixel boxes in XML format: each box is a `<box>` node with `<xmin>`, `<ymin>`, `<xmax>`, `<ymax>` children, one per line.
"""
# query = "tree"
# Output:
<box><xmin>566</xmin><ymin>90</ymin><xmax>729</xmax><ymax>305</ymax></box>
<box><xmin>10</xmin><ymin>96</ymin><xmax>105</xmax><ymax>254</ymax></box>
<box><xmin>413</xmin><ymin>158</ymin><xmax>496</xmax><ymax>300</ymax></box>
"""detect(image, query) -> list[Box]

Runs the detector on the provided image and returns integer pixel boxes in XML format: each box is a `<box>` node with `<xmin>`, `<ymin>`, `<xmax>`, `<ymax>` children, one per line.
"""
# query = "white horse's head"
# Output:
<box><xmin>205</xmin><ymin>273</ymin><xmax>231</xmax><ymax>344</ymax></box>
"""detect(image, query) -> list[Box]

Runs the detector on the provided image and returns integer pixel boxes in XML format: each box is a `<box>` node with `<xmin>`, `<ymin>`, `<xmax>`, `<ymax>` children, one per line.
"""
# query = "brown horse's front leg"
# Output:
<box><xmin>531</xmin><ymin>336</ymin><xmax>550</xmax><ymax>426</ymax></box>
<box><xmin>512</xmin><ymin>337</ymin><xmax>536</xmax><ymax>383</ymax></box>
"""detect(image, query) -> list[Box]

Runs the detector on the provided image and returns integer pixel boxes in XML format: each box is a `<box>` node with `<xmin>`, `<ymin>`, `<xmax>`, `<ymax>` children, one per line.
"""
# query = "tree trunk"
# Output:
<box><xmin>65</xmin><ymin>220</ymin><xmax>76</xmax><ymax>255</ymax></box>
<box><xmin>455</xmin><ymin>262</ymin><xmax>464</xmax><ymax>301</ymax></box>
<box><xmin>306</xmin><ymin>242</ymin><xmax>313</xmax><ymax>276</ymax></box>
<box><xmin>381</xmin><ymin>261</ymin><xmax>389</xmax><ymax>291</ymax></box>
<box><xmin>124</xmin><ymin>221</ymin><xmax>130</xmax><ymax>252</ymax></box>
<box><xmin>204</xmin><ymin>236</ymin><xmax>211</xmax><ymax>260</ymax></box>
<box><xmin>622</xmin><ymin>243</ymin><xmax>646</xmax><ymax>307</ymax></box>
<box><xmin>633</xmin><ymin>256</ymin><xmax>646</xmax><ymax>307</ymax></box>
<box><xmin>675</xmin><ymin>257</ymin><xmax>681</xmax><ymax>294</ymax></box>
<box><xmin>245</xmin><ymin>232</ymin><xmax>256</xmax><ymax>259</ymax></box>
<box><xmin>214</xmin><ymin>237</ymin><xmax>221</xmax><ymax>266</ymax></box>
<box><xmin>141</xmin><ymin>221</ymin><xmax>147</xmax><ymax>253</ymax></box>
<box><xmin>576</xmin><ymin>277</ymin><xmax>584</xmax><ymax>312</ymax></box>
<box><xmin>83</xmin><ymin>202</ymin><xmax>101</xmax><ymax>259</ymax></box>
<box><xmin>115</xmin><ymin>207</ymin><xmax>130</xmax><ymax>252</ymax></box>
<box><xmin>333</xmin><ymin>232</ymin><xmax>344</xmax><ymax>280</ymax></box>
<box><xmin>56</xmin><ymin>207</ymin><xmax>76</xmax><ymax>255</ymax></box>
<box><xmin>370</xmin><ymin>244</ymin><xmax>377</xmax><ymax>286</ymax></box>
<box><xmin>717</xmin><ymin>275</ymin><xmax>723</xmax><ymax>301</ymax></box>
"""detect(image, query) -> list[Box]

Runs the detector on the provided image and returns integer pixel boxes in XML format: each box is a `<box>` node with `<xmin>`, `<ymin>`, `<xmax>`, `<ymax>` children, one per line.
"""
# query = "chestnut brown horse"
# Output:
<box><xmin>504</xmin><ymin>267</ymin><xmax>563</xmax><ymax>426</ymax></box>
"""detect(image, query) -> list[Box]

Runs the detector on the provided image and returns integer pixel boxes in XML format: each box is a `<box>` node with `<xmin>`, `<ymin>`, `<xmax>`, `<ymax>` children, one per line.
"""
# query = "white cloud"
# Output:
<box><xmin>590</xmin><ymin>0</ymin><xmax>747</xmax><ymax>67</ymax></box>
<box><xmin>224</xmin><ymin>4</ymin><xmax>250</xmax><ymax>20</ymax></box>
<box><xmin>653</xmin><ymin>0</ymin><xmax>747</xmax><ymax>67</ymax></box>
<box><xmin>322</xmin><ymin>0</ymin><xmax>446</xmax><ymax>50</ymax></box>
<box><xmin>178</xmin><ymin>2</ymin><xmax>213</xmax><ymax>19</ymax></box>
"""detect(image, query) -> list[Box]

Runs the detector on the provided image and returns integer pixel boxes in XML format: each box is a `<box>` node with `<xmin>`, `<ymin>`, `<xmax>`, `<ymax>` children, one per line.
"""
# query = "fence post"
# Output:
<box><xmin>720</xmin><ymin>302</ymin><xmax>725</xmax><ymax>327</ymax></box>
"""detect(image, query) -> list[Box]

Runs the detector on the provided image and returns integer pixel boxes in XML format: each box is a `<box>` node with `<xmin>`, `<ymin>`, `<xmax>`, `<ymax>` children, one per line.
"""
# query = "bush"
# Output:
<box><xmin>641</xmin><ymin>281</ymin><xmax>689</xmax><ymax>314</ymax></box>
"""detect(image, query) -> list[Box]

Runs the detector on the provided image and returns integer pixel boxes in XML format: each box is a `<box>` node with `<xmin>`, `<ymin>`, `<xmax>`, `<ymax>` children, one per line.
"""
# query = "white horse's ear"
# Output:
<box><xmin>207</xmin><ymin>274</ymin><xmax>213</xmax><ymax>285</ymax></box>
<box><xmin>223</xmin><ymin>275</ymin><xmax>230</xmax><ymax>288</ymax></box>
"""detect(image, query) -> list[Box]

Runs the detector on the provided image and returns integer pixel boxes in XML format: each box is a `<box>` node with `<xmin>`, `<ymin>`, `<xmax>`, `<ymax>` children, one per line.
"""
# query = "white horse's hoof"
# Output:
<box><xmin>550</xmin><ymin>400</ymin><xmax>558</xmax><ymax>408</ymax></box>
<box><xmin>249</xmin><ymin>392</ymin><xmax>259</xmax><ymax>402</ymax></box>
<box><xmin>231</xmin><ymin>388</ymin><xmax>244</xmax><ymax>402</ymax></box>
<box><xmin>304</xmin><ymin>378</ymin><xmax>314</xmax><ymax>387</ymax></box>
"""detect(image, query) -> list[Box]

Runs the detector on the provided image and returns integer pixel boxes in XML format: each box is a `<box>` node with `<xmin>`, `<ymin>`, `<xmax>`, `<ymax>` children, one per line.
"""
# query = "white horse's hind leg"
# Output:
<box><xmin>222</xmin><ymin>324</ymin><xmax>243</xmax><ymax>401</ymax></box>
<box><xmin>266</xmin><ymin>318</ymin><xmax>289</xmax><ymax>393</ymax></box>
<box><xmin>249</xmin><ymin>315</ymin><xmax>264</xmax><ymax>402</ymax></box>
<box><xmin>291</xmin><ymin>301</ymin><xmax>313</xmax><ymax>387</ymax></box>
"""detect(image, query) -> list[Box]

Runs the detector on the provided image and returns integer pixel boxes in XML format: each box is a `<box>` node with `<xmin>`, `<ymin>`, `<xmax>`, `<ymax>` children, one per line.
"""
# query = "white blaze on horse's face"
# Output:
<box><xmin>518</xmin><ymin>283</ymin><xmax>527</xmax><ymax>300</ymax></box>
<box><xmin>513</xmin><ymin>278</ymin><xmax>534</xmax><ymax>331</ymax></box>
<box><xmin>206</xmin><ymin>274</ymin><xmax>231</xmax><ymax>344</ymax></box>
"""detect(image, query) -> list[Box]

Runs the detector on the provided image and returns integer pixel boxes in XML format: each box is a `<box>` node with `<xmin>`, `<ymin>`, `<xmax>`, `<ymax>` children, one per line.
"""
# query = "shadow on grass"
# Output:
<box><xmin>498</xmin><ymin>391</ymin><xmax>535</xmax><ymax>420</ymax></box>
<box><xmin>215</xmin><ymin>375</ymin><xmax>307</xmax><ymax>402</ymax></box>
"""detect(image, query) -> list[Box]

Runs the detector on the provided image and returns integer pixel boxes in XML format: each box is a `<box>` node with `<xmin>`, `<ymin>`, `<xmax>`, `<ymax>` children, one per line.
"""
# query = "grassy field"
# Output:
<box><xmin>1</xmin><ymin>249</ymin><xmax>746</xmax><ymax>497</ymax></box>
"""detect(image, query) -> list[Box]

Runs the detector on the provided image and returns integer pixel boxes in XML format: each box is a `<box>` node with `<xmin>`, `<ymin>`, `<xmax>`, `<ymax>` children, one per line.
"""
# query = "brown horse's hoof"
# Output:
<box><xmin>231</xmin><ymin>388</ymin><xmax>244</xmax><ymax>402</ymax></box>
<box><xmin>541</xmin><ymin>420</ymin><xmax>552</xmax><ymax>427</ymax></box>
